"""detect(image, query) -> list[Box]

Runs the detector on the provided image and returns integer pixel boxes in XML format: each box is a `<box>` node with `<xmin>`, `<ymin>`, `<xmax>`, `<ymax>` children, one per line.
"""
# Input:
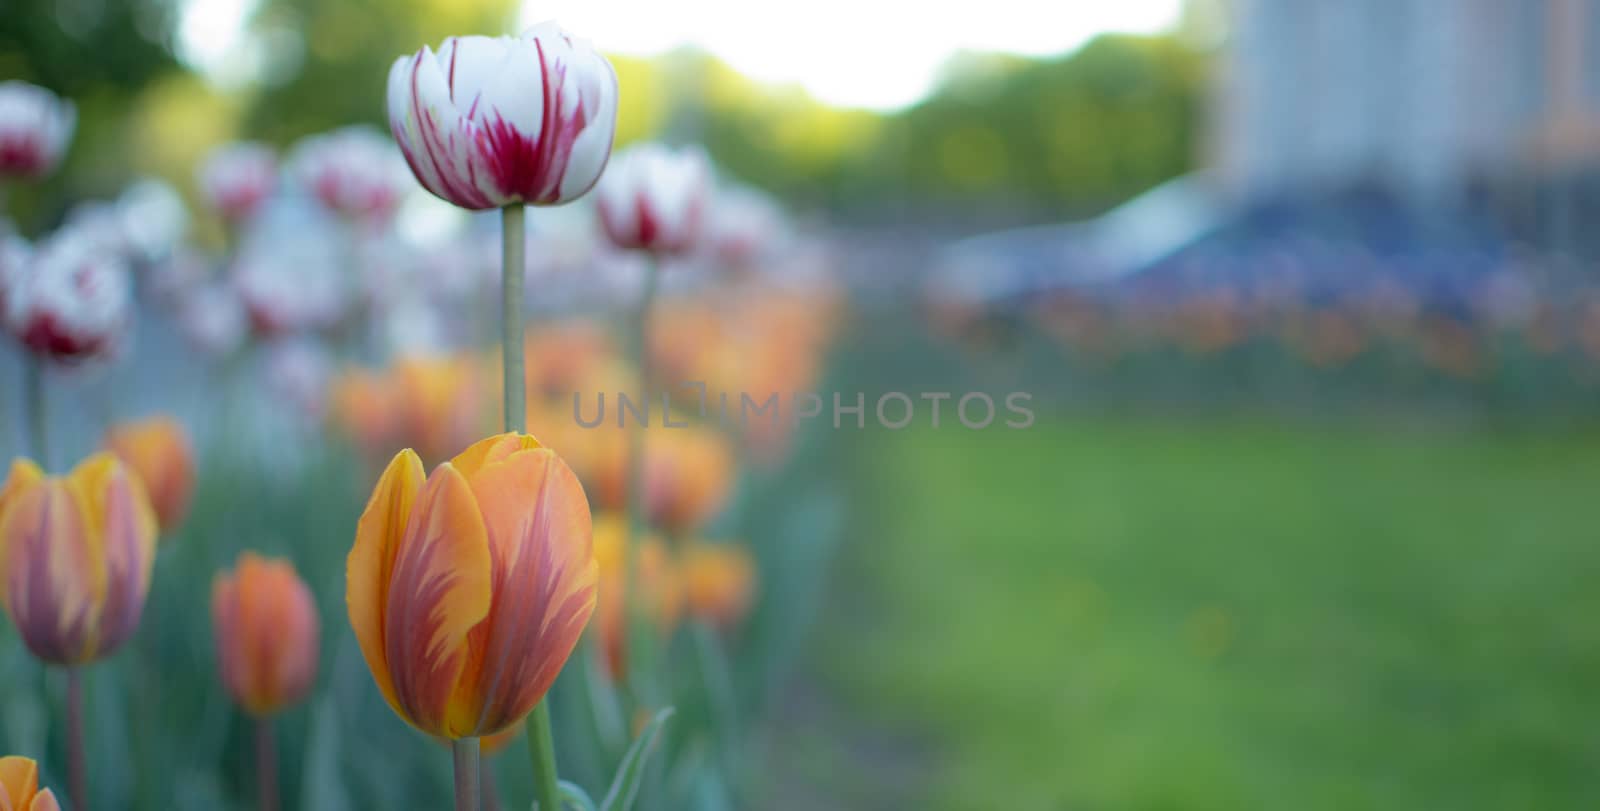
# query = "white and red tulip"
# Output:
<box><xmin>0</xmin><ymin>81</ymin><xmax>75</xmax><ymax>181</ymax></box>
<box><xmin>595</xmin><ymin>142</ymin><xmax>711</xmax><ymax>256</ymax></box>
<box><xmin>386</xmin><ymin>22</ymin><xmax>619</xmax><ymax>210</ymax></box>
<box><xmin>199</xmin><ymin>142</ymin><xmax>278</xmax><ymax>223</ymax></box>
<box><xmin>290</xmin><ymin>127</ymin><xmax>409</xmax><ymax>224</ymax></box>
<box><xmin>6</xmin><ymin>225</ymin><xmax>131</xmax><ymax>362</ymax></box>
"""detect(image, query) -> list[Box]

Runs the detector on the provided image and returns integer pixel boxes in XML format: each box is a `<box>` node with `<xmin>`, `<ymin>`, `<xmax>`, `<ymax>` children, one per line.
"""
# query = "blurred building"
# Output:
<box><xmin>1212</xmin><ymin>0</ymin><xmax>1600</xmax><ymax>203</ymax></box>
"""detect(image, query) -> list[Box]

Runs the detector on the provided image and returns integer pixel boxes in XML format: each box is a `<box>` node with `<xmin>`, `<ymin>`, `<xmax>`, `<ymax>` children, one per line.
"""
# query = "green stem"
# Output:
<box><xmin>624</xmin><ymin>256</ymin><xmax>661</xmax><ymax>632</ymax></box>
<box><xmin>256</xmin><ymin>716</ymin><xmax>279</xmax><ymax>811</ymax></box>
<box><xmin>502</xmin><ymin>205</ymin><xmax>527</xmax><ymax>433</ymax></box>
<box><xmin>24</xmin><ymin>354</ymin><xmax>48</xmax><ymax>468</ymax></box>
<box><xmin>452</xmin><ymin>737</ymin><xmax>481</xmax><ymax>811</ymax></box>
<box><xmin>505</xmin><ymin>205</ymin><xmax>561</xmax><ymax>811</ymax></box>
<box><xmin>66</xmin><ymin>668</ymin><xmax>87</xmax><ymax>811</ymax></box>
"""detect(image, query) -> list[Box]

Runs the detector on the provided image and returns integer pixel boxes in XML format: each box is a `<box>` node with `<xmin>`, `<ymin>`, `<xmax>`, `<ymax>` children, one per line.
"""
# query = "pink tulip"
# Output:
<box><xmin>5</xmin><ymin>225</ymin><xmax>131</xmax><ymax>362</ymax></box>
<box><xmin>199</xmin><ymin>143</ymin><xmax>278</xmax><ymax>223</ymax></box>
<box><xmin>595</xmin><ymin>143</ymin><xmax>710</xmax><ymax>256</ymax></box>
<box><xmin>386</xmin><ymin>22</ymin><xmax>619</xmax><ymax>211</ymax></box>
<box><xmin>0</xmin><ymin>82</ymin><xmax>74</xmax><ymax>181</ymax></box>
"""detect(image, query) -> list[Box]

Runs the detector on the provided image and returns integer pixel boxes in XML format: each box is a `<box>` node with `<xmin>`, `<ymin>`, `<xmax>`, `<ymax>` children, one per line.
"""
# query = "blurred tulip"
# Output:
<box><xmin>176</xmin><ymin>281</ymin><xmax>248</xmax><ymax>358</ymax></box>
<box><xmin>0</xmin><ymin>756</ymin><xmax>62</xmax><ymax>811</ymax></box>
<box><xmin>0</xmin><ymin>81</ymin><xmax>74</xmax><ymax>181</ymax></box>
<box><xmin>5</xmin><ymin>225</ymin><xmax>131</xmax><ymax>363</ymax></box>
<box><xmin>591</xmin><ymin>514</ymin><xmax>681</xmax><ymax>681</ymax></box>
<box><xmin>115</xmin><ymin>178</ymin><xmax>189</xmax><ymax>264</ymax></box>
<box><xmin>198</xmin><ymin>142</ymin><xmax>277</xmax><ymax>224</ymax></box>
<box><xmin>392</xmin><ymin>354</ymin><xmax>487</xmax><ymax>465</ymax></box>
<box><xmin>264</xmin><ymin>339</ymin><xmax>335</xmax><ymax>420</ymax></box>
<box><xmin>706</xmin><ymin>183</ymin><xmax>787</xmax><ymax>270</ymax></box>
<box><xmin>478</xmin><ymin>724</ymin><xmax>521</xmax><ymax>755</ymax></box>
<box><xmin>681</xmin><ymin>543</ymin><xmax>757</xmax><ymax>630</ymax></box>
<box><xmin>595</xmin><ymin>143</ymin><xmax>711</xmax><ymax>256</ymax></box>
<box><xmin>235</xmin><ymin>229</ymin><xmax>349</xmax><ymax>338</ymax></box>
<box><xmin>290</xmin><ymin>127</ymin><xmax>408</xmax><ymax>223</ymax></box>
<box><xmin>386</xmin><ymin>22</ymin><xmax>619</xmax><ymax>210</ymax></box>
<box><xmin>212</xmin><ymin>552</ymin><xmax>320</xmax><ymax>716</ymax></box>
<box><xmin>0</xmin><ymin>454</ymin><xmax>157</xmax><ymax>665</ymax></box>
<box><xmin>347</xmin><ymin>433</ymin><xmax>596</xmax><ymax>738</ymax></box>
<box><xmin>103</xmin><ymin>417</ymin><xmax>195</xmax><ymax>536</ymax></box>
<box><xmin>643</xmin><ymin>427</ymin><xmax>735</xmax><ymax>536</ymax></box>
<box><xmin>329</xmin><ymin>368</ymin><xmax>401</xmax><ymax>460</ymax></box>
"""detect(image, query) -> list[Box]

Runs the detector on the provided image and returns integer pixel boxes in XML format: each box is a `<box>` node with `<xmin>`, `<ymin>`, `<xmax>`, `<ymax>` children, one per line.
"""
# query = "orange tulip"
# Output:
<box><xmin>393</xmin><ymin>355</ymin><xmax>488</xmax><ymax>465</ymax></box>
<box><xmin>346</xmin><ymin>433</ymin><xmax>597</xmax><ymax>739</ymax></box>
<box><xmin>681</xmin><ymin>543</ymin><xmax>757</xmax><ymax>630</ymax></box>
<box><xmin>0</xmin><ymin>756</ymin><xmax>61</xmax><ymax>811</ymax></box>
<box><xmin>329</xmin><ymin>368</ymin><xmax>401</xmax><ymax>461</ymax></box>
<box><xmin>591</xmin><ymin>514</ymin><xmax>682</xmax><ymax>681</ymax></box>
<box><xmin>103</xmin><ymin>417</ymin><xmax>195</xmax><ymax>536</ymax></box>
<box><xmin>0</xmin><ymin>454</ymin><xmax>157</xmax><ymax>665</ymax></box>
<box><xmin>212</xmin><ymin>552</ymin><xmax>320</xmax><ymax>716</ymax></box>
<box><xmin>643</xmin><ymin>427</ymin><xmax>735</xmax><ymax>536</ymax></box>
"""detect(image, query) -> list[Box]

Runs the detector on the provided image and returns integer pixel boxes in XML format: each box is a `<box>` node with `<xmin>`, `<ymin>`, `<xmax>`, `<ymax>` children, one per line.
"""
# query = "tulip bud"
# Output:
<box><xmin>595</xmin><ymin>143</ymin><xmax>711</xmax><ymax>256</ymax></box>
<box><xmin>103</xmin><ymin>417</ymin><xmax>196</xmax><ymax>537</ymax></box>
<box><xmin>386</xmin><ymin>22</ymin><xmax>619</xmax><ymax>210</ymax></box>
<box><xmin>0</xmin><ymin>81</ymin><xmax>75</xmax><ymax>181</ymax></box>
<box><xmin>0</xmin><ymin>454</ymin><xmax>158</xmax><ymax>665</ymax></box>
<box><xmin>0</xmin><ymin>756</ymin><xmax>62</xmax><ymax>811</ymax></box>
<box><xmin>289</xmin><ymin>127</ymin><xmax>409</xmax><ymax>223</ymax></box>
<box><xmin>681</xmin><ymin>543</ymin><xmax>757</xmax><ymax>630</ymax></box>
<box><xmin>198</xmin><ymin>142</ymin><xmax>278</xmax><ymax>223</ymax></box>
<box><xmin>212</xmin><ymin>552</ymin><xmax>320</xmax><ymax>716</ymax></box>
<box><xmin>5</xmin><ymin>225</ymin><xmax>132</xmax><ymax>363</ymax></box>
<box><xmin>643</xmin><ymin>427</ymin><xmax>735</xmax><ymax>536</ymax></box>
<box><xmin>347</xmin><ymin>433</ymin><xmax>596</xmax><ymax>738</ymax></box>
<box><xmin>591</xmin><ymin>514</ymin><xmax>682</xmax><ymax>681</ymax></box>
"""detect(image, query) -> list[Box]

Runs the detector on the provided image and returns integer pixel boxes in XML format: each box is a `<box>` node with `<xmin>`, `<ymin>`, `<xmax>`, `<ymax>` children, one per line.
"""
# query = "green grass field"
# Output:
<box><xmin>814</xmin><ymin>416</ymin><xmax>1600</xmax><ymax>809</ymax></box>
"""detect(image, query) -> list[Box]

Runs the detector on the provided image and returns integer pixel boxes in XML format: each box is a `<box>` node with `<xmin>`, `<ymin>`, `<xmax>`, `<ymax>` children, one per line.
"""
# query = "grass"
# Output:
<box><xmin>818</xmin><ymin>415</ymin><xmax>1600</xmax><ymax>810</ymax></box>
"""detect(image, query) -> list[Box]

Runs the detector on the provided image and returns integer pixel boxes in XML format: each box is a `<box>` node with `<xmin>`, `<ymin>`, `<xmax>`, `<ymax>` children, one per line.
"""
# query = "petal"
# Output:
<box><xmin>0</xmin><ymin>479</ymin><xmax>98</xmax><ymax>663</ymax></box>
<box><xmin>0</xmin><ymin>459</ymin><xmax>46</xmax><ymax>609</ymax></box>
<box><xmin>73</xmin><ymin>457</ymin><xmax>157</xmax><ymax>658</ymax></box>
<box><xmin>347</xmin><ymin>449</ymin><xmax>425</xmax><ymax>717</ymax></box>
<box><xmin>446</xmin><ymin>36</ymin><xmax>513</xmax><ymax>117</ymax></box>
<box><xmin>555</xmin><ymin>53</ymin><xmax>618</xmax><ymax>201</ymax></box>
<box><xmin>479</xmin><ymin>40</ymin><xmax>544</xmax><ymax>139</ymax></box>
<box><xmin>29</xmin><ymin>789</ymin><xmax>58</xmax><ymax>811</ymax></box>
<box><xmin>383</xmin><ymin>462</ymin><xmax>492</xmax><ymax>737</ymax></box>
<box><xmin>0</xmin><ymin>757</ymin><xmax>37</xmax><ymax>809</ymax></box>
<box><xmin>455</xmin><ymin>447</ymin><xmax>596</xmax><ymax>735</ymax></box>
<box><xmin>211</xmin><ymin>568</ymin><xmax>245</xmax><ymax>705</ymax></box>
<box><xmin>449</xmin><ymin>432</ymin><xmax>541</xmax><ymax>481</ymax></box>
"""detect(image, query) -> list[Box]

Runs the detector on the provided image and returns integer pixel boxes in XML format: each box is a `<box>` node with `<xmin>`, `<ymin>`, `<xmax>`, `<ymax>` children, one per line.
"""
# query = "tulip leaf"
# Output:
<box><xmin>558</xmin><ymin>779</ymin><xmax>598</xmax><ymax>811</ymax></box>
<box><xmin>598</xmin><ymin>707</ymin><xmax>675</xmax><ymax>811</ymax></box>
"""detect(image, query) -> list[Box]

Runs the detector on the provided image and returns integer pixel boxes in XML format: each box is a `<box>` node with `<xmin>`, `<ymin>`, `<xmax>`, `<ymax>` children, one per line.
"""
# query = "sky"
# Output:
<box><xmin>181</xmin><ymin>0</ymin><xmax>1184</xmax><ymax>110</ymax></box>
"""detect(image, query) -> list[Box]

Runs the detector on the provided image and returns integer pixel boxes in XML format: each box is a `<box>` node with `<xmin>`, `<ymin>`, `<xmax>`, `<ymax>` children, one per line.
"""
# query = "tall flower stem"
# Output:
<box><xmin>256</xmin><ymin>717</ymin><xmax>279</xmax><ymax>811</ymax></box>
<box><xmin>624</xmin><ymin>256</ymin><xmax>661</xmax><ymax>625</ymax></box>
<box><xmin>66</xmin><ymin>668</ymin><xmax>88</xmax><ymax>811</ymax></box>
<box><xmin>24</xmin><ymin>354</ymin><xmax>48</xmax><ymax>468</ymax></box>
<box><xmin>452</xmin><ymin>738</ymin><xmax>481</xmax><ymax>811</ymax></box>
<box><xmin>503</xmin><ymin>204</ymin><xmax>562</xmax><ymax>811</ymax></box>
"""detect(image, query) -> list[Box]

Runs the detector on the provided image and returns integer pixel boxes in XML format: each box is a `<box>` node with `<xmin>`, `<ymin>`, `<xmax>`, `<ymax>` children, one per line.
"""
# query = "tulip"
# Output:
<box><xmin>591</xmin><ymin>514</ymin><xmax>681</xmax><ymax>681</ymax></box>
<box><xmin>391</xmin><ymin>354</ymin><xmax>487</xmax><ymax>466</ymax></box>
<box><xmin>0</xmin><ymin>454</ymin><xmax>157</xmax><ymax>665</ymax></box>
<box><xmin>103</xmin><ymin>417</ymin><xmax>196</xmax><ymax>537</ymax></box>
<box><xmin>595</xmin><ymin>143</ymin><xmax>711</xmax><ymax>257</ymax></box>
<box><xmin>329</xmin><ymin>368</ymin><xmax>401</xmax><ymax>462</ymax></box>
<box><xmin>212</xmin><ymin>552</ymin><xmax>320</xmax><ymax>716</ymax></box>
<box><xmin>264</xmin><ymin>339</ymin><xmax>334</xmax><ymax>421</ymax></box>
<box><xmin>5</xmin><ymin>225</ymin><xmax>132</xmax><ymax>363</ymax></box>
<box><xmin>643</xmin><ymin>427</ymin><xmax>735</xmax><ymax>537</ymax></box>
<box><xmin>289</xmin><ymin>127</ymin><xmax>408</xmax><ymax>223</ymax></box>
<box><xmin>386</xmin><ymin>22</ymin><xmax>619</xmax><ymax>210</ymax></box>
<box><xmin>706</xmin><ymin>183</ymin><xmax>787</xmax><ymax>270</ymax></box>
<box><xmin>0</xmin><ymin>756</ymin><xmax>61</xmax><ymax>811</ymax></box>
<box><xmin>234</xmin><ymin>228</ymin><xmax>350</xmax><ymax>339</ymax></box>
<box><xmin>198</xmin><ymin>142</ymin><xmax>278</xmax><ymax>224</ymax></box>
<box><xmin>175</xmin><ymin>281</ymin><xmax>248</xmax><ymax>359</ymax></box>
<box><xmin>0</xmin><ymin>82</ymin><xmax>74</xmax><ymax>181</ymax></box>
<box><xmin>346</xmin><ymin>432</ymin><xmax>597</xmax><ymax>739</ymax></box>
<box><xmin>681</xmin><ymin>543</ymin><xmax>756</xmax><ymax>630</ymax></box>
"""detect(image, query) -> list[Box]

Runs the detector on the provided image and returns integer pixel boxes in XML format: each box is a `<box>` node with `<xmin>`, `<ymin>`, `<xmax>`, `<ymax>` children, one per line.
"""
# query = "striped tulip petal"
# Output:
<box><xmin>347</xmin><ymin>449</ymin><xmax>426</xmax><ymax>716</ymax></box>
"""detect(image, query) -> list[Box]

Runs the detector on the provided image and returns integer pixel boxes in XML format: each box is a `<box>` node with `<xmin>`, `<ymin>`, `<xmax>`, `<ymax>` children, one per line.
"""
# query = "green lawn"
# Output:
<box><xmin>819</xmin><ymin>417</ymin><xmax>1600</xmax><ymax>810</ymax></box>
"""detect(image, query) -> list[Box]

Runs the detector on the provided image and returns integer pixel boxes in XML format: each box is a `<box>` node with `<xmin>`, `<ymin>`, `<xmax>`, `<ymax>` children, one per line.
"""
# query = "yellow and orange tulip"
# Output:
<box><xmin>103</xmin><ymin>417</ymin><xmax>195</xmax><ymax>536</ymax></box>
<box><xmin>591</xmin><ymin>514</ymin><xmax>683</xmax><ymax>681</ymax></box>
<box><xmin>346</xmin><ymin>433</ymin><xmax>597</xmax><ymax>739</ymax></box>
<box><xmin>682</xmin><ymin>543</ymin><xmax>758</xmax><ymax>630</ymax></box>
<box><xmin>0</xmin><ymin>454</ymin><xmax>157</xmax><ymax>665</ymax></box>
<box><xmin>212</xmin><ymin>552</ymin><xmax>320</xmax><ymax>716</ymax></box>
<box><xmin>0</xmin><ymin>756</ymin><xmax>61</xmax><ymax>811</ymax></box>
<box><xmin>643</xmin><ymin>427</ymin><xmax>735</xmax><ymax>536</ymax></box>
